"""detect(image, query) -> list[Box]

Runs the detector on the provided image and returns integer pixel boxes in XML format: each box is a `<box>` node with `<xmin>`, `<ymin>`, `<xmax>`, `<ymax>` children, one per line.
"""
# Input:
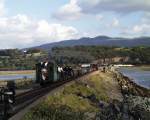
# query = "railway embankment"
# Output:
<box><xmin>22</xmin><ymin>70</ymin><xmax>150</xmax><ymax>120</ymax></box>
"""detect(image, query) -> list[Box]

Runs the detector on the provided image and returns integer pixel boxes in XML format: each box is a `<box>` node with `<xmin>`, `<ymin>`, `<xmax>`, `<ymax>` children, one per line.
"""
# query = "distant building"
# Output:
<box><xmin>97</xmin><ymin>56</ymin><xmax>130</xmax><ymax>65</ymax></box>
<box><xmin>112</xmin><ymin>57</ymin><xmax>129</xmax><ymax>63</ymax></box>
<box><xmin>26</xmin><ymin>52</ymin><xmax>41</xmax><ymax>57</ymax></box>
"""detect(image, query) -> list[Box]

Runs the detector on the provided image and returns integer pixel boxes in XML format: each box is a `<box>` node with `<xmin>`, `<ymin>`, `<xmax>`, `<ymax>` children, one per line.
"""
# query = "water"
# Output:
<box><xmin>0</xmin><ymin>74</ymin><xmax>35</xmax><ymax>81</ymax></box>
<box><xmin>119</xmin><ymin>67</ymin><xmax>150</xmax><ymax>89</ymax></box>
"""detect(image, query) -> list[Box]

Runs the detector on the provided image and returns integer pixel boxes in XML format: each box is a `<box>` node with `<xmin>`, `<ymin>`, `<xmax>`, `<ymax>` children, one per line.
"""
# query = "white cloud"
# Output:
<box><xmin>111</xmin><ymin>18</ymin><xmax>119</xmax><ymax>27</ymax></box>
<box><xmin>120</xmin><ymin>23</ymin><xmax>150</xmax><ymax>37</ymax></box>
<box><xmin>53</xmin><ymin>0</ymin><xmax>83</xmax><ymax>20</ymax></box>
<box><xmin>133</xmin><ymin>25</ymin><xmax>142</xmax><ymax>33</ymax></box>
<box><xmin>0</xmin><ymin>14</ymin><xmax>79</xmax><ymax>49</ymax></box>
<box><xmin>133</xmin><ymin>24</ymin><xmax>150</xmax><ymax>33</ymax></box>
<box><xmin>96</xmin><ymin>14</ymin><xmax>103</xmax><ymax>21</ymax></box>
<box><xmin>105</xmin><ymin>18</ymin><xmax>120</xmax><ymax>28</ymax></box>
<box><xmin>0</xmin><ymin>0</ymin><xmax>5</xmax><ymax>16</ymax></box>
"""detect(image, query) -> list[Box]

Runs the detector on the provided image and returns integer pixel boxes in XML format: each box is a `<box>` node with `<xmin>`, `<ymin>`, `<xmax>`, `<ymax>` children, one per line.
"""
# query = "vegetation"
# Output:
<box><xmin>52</xmin><ymin>46</ymin><xmax>150</xmax><ymax>65</ymax></box>
<box><xmin>23</xmin><ymin>105</ymin><xmax>86</xmax><ymax>120</ymax></box>
<box><xmin>0</xmin><ymin>49</ymin><xmax>47</xmax><ymax>70</ymax></box>
<box><xmin>0</xmin><ymin>78</ymin><xmax>33</xmax><ymax>88</ymax></box>
<box><xmin>22</xmin><ymin>72</ymin><xmax>122</xmax><ymax>120</ymax></box>
<box><xmin>0</xmin><ymin>46</ymin><xmax>150</xmax><ymax>70</ymax></box>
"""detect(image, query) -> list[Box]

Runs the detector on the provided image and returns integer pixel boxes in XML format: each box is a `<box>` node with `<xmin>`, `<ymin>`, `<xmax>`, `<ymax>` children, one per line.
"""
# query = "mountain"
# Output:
<box><xmin>31</xmin><ymin>36</ymin><xmax>150</xmax><ymax>51</ymax></box>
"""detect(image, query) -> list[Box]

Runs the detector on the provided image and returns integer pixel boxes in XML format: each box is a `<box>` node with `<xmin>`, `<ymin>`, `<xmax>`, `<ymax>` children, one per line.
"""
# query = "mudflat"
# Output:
<box><xmin>0</xmin><ymin>70</ymin><xmax>35</xmax><ymax>75</ymax></box>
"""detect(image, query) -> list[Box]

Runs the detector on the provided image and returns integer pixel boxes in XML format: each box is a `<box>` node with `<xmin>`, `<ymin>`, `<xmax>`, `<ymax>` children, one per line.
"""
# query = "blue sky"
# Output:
<box><xmin>0</xmin><ymin>0</ymin><xmax>150</xmax><ymax>49</ymax></box>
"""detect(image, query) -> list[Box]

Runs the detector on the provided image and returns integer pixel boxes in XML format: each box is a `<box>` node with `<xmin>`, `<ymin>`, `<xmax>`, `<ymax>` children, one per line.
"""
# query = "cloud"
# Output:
<box><xmin>53</xmin><ymin>0</ymin><xmax>83</xmax><ymax>20</ymax></box>
<box><xmin>120</xmin><ymin>12</ymin><xmax>150</xmax><ymax>36</ymax></box>
<box><xmin>96</xmin><ymin>14</ymin><xmax>103</xmax><ymax>21</ymax></box>
<box><xmin>120</xmin><ymin>23</ymin><xmax>150</xmax><ymax>37</ymax></box>
<box><xmin>133</xmin><ymin>24</ymin><xmax>150</xmax><ymax>34</ymax></box>
<box><xmin>105</xmin><ymin>17</ymin><xmax>120</xmax><ymax>28</ymax></box>
<box><xmin>57</xmin><ymin>0</ymin><xmax>150</xmax><ymax>15</ymax></box>
<box><xmin>54</xmin><ymin>0</ymin><xmax>150</xmax><ymax>20</ymax></box>
<box><xmin>0</xmin><ymin>0</ymin><xmax>5</xmax><ymax>16</ymax></box>
<box><xmin>78</xmin><ymin>0</ymin><xmax>150</xmax><ymax>14</ymax></box>
<box><xmin>112</xmin><ymin>18</ymin><xmax>119</xmax><ymax>27</ymax></box>
<box><xmin>0</xmin><ymin>14</ymin><xmax>79</xmax><ymax>49</ymax></box>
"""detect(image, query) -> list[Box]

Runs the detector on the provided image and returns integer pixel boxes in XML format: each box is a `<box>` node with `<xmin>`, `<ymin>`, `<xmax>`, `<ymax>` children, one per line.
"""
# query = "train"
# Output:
<box><xmin>36</xmin><ymin>61</ymin><xmax>98</xmax><ymax>86</ymax></box>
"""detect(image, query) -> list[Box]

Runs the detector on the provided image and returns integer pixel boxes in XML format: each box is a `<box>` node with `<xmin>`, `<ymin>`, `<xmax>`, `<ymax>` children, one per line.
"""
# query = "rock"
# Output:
<box><xmin>98</xmin><ymin>100</ymin><xmax>108</xmax><ymax>109</ymax></box>
<box><xmin>87</xmin><ymin>94</ymin><xmax>98</xmax><ymax>103</ymax></box>
<box><xmin>85</xmin><ymin>112</ymin><xmax>96</xmax><ymax>120</ymax></box>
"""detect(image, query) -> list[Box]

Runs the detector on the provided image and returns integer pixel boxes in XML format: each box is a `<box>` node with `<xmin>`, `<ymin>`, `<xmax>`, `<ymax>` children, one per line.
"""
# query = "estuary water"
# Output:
<box><xmin>119</xmin><ymin>66</ymin><xmax>150</xmax><ymax>89</ymax></box>
<box><xmin>0</xmin><ymin>74</ymin><xmax>35</xmax><ymax>81</ymax></box>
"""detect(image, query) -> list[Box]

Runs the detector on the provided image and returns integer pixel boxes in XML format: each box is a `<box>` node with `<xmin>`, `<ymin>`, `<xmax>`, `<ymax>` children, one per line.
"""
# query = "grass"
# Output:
<box><xmin>46</xmin><ymin>93</ymin><xmax>97</xmax><ymax>112</ymax></box>
<box><xmin>0</xmin><ymin>78</ymin><xmax>33</xmax><ymax>88</ymax></box>
<box><xmin>23</xmin><ymin>104</ymin><xmax>86</xmax><ymax>120</ymax></box>
<box><xmin>22</xmin><ymin>91</ymin><xmax>97</xmax><ymax>120</ymax></box>
<box><xmin>22</xmin><ymin>71</ymin><xmax>120</xmax><ymax>120</ymax></box>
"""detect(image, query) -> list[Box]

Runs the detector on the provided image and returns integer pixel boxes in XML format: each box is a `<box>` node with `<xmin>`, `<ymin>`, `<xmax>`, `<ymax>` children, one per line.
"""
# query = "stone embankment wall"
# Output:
<box><xmin>107</xmin><ymin>70</ymin><xmax>150</xmax><ymax>120</ymax></box>
<box><xmin>114</xmin><ymin>71</ymin><xmax>150</xmax><ymax>97</ymax></box>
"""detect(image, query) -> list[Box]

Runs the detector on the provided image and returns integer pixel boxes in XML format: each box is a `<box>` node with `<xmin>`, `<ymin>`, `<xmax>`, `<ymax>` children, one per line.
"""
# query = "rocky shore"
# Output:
<box><xmin>115</xmin><ymin>71</ymin><xmax>150</xmax><ymax>97</ymax></box>
<box><xmin>96</xmin><ymin>70</ymin><xmax>150</xmax><ymax>120</ymax></box>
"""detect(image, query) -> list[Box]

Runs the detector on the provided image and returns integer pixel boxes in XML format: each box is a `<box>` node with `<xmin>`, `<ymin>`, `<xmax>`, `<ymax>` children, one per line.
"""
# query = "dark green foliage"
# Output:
<box><xmin>26</xmin><ymin>48</ymin><xmax>43</xmax><ymax>54</ymax></box>
<box><xmin>52</xmin><ymin>46</ymin><xmax>150</xmax><ymax>65</ymax></box>
<box><xmin>129</xmin><ymin>46</ymin><xmax>150</xmax><ymax>64</ymax></box>
<box><xmin>0</xmin><ymin>49</ymin><xmax>21</xmax><ymax>57</ymax></box>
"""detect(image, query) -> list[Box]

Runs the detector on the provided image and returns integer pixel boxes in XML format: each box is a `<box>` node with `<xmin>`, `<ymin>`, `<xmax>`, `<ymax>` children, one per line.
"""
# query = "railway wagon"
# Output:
<box><xmin>36</xmin><ymin>61</ymin><xmax>97</xmax><ymax>86</ymax></box>
<box><xmin>36</xmin><ymin>61</ymin><xmax>59</xmax><ymax>85</ymax></box>
<box><xmin>81</xmin><ymin>64</ymin><xmax>90</xmax><ymax>74</ymax></box>
<box><xmin>91</xmin><ymin>64</ymin><xmax>98</xmax><ymax>71</ymax></box>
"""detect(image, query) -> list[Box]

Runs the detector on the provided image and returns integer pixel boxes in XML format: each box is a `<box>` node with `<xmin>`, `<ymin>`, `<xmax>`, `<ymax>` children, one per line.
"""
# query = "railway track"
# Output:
<box><xmin>10</xmin><ymin>79</ymin><xmax>72</xmax><ymax>117</ymax></box>
<box><xmin>8</xmin><ymin>71</ymin><xmax>95</xmax><ymax>119</ymax></box>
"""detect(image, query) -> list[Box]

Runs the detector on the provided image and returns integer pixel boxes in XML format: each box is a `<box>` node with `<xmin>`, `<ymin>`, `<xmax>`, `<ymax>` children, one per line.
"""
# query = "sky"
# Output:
<box><xmin>0</xmin><ymin>0</ymin><xmax>150</xmax><ymax>49</ymax></box>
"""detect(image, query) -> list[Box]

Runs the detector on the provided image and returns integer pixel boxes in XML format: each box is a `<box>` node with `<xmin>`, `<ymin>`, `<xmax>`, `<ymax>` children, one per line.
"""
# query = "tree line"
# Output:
<box><xmin>52</xmin><ymin>46</ymin><xmax>150</xmax><ymax>65</ymax></box>
<box><xmin>0</xmin><ymin>46</ymin><xmax>150</xmax><ymax>70</ymax></box>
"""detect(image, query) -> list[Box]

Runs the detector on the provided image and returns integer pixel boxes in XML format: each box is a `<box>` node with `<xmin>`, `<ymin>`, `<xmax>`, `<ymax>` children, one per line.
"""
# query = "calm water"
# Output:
<box><xmin>0</xmin><ymin>74</ymin><xmax>35</xmax><ymax>81</ymax></box>
<box><xmin>119</xmin><ymin>67</ymin><xmax>150</xmax><ymax>89</ymax></box>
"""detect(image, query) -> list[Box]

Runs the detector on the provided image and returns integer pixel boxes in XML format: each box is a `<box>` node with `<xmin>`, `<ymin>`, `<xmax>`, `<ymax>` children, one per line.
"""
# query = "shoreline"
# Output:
<box><xmin>113</xmin><ymin>70</ymin><xmax>150</xmax><ymax>97</ymax></box>
<box><xmin>0</xmin><ymin>70</ymin><xmax>35</xmax><ymax>75</ymax></box>
<box><xmin>116</xmin><ymin>65</ymin><xmax>150</xmax><ymax>89</ymax></box>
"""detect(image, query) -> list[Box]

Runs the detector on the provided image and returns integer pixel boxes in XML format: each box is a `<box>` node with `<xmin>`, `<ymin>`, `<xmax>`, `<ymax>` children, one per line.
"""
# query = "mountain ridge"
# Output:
<box><xmin>30</xmin><ymin>36</ymin><xmax>150</xmax><ymax>51</ymax></box>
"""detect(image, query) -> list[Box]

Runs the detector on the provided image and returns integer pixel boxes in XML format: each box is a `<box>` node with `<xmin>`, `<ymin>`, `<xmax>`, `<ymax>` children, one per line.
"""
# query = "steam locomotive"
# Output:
<box><xmin>36</xmin><ymin>61</ymin><xmax>98</xmax><ymax>86</ymax></box>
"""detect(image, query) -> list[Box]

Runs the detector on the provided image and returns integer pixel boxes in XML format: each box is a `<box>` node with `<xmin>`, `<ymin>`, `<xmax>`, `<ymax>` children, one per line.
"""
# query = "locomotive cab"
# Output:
<box><xmin>36</xmin><ymin>61</ymin><xmax>59</xmax><ymax>85</ymax></box>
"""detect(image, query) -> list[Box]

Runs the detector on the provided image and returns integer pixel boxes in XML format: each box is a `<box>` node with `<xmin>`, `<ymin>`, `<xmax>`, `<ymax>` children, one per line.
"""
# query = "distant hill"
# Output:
<box><xmin>31</xmin><ymin>36</ymin><xmax>150</xmax><ymax>51</ymax></box>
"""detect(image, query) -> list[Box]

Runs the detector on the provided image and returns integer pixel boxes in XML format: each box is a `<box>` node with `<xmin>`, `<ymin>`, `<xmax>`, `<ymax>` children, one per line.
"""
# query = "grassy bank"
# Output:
<box><xmin>22</xmin><ymin>71</ymin><xmax>123</xmax><ymax>120</ymax></box>
<box><xmin>0</xmin><ymin>78</ymin><xmax>33</xmax><ymax>88</ymax></box>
